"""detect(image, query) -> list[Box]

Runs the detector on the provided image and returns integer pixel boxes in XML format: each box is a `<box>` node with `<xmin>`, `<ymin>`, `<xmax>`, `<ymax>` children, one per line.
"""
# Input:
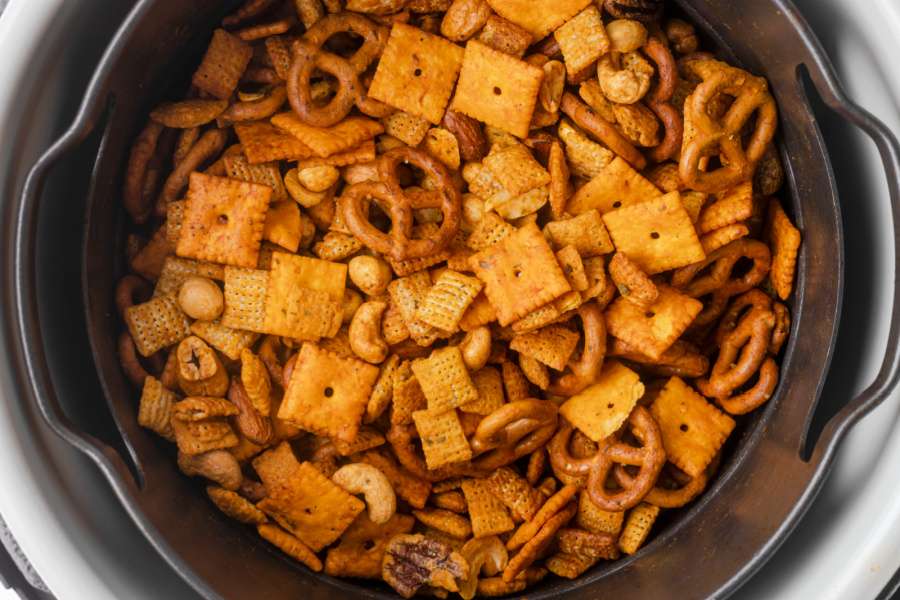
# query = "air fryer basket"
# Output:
<box><xmin>7</xmin><ymin>1</ymin><xmax>900</xmax><ymax>599</ymax></box>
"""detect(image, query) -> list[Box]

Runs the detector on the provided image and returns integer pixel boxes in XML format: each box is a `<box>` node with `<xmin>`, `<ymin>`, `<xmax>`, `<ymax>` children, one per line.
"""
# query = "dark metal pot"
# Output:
<box><xmin>6</xmin><ymin>0</ymin><xmax>900</xmax><ymax>598</ymax></box>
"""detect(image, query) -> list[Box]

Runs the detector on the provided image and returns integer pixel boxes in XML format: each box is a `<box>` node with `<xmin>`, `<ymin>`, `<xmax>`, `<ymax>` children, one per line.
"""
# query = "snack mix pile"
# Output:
<box><xmin>117</xmin><ymin>0</ymin><xmax>802</xmax><ymax>596</ymax></box>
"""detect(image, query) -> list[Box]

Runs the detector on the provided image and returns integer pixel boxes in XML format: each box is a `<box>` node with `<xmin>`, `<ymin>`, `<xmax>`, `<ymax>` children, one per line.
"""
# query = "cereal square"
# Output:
<box><xmin>192</xmin><ymin>29</ymin><xmax>252</xmax><ymax>99</ymax></box>
<box><xmin>483</xmin><ymin>143</ymin><xmax>551</xmax><ymax>197</ymax></box>
<box><xmin>605</xmin><ymin>284</ymin><xmax>703</xmax><ymax>360</ymax></box>
<box><xmin>461</xmin><ymin>478</ymin><xmax>515</xmax><ymax>537</ymax></box>
<box><xmin>234</xmin><ymin>121</ymin><xmax>314</xmax><ymax>164</ymax></box>
<box><xmin>263</xmin><ymin>252</ymin><xmax>346</xmax><ymax>340</ymax></box>
<box><xmin>543</xmin><ymin>210</ymin><xmax>614</xmax><ymax>256</ymax></box>
<box><xmin>602</xmin><ymin>191</ymin><xmax>706</xmax><ymax>275</ymax></box>
<box><xmin>369</xmin><ymin>23</ymin><xmax>465</xmax><ymax>124</ymax></box>
<box><xmin>461</xmin><ymin>366</ymin><xmax>506</xmax><ymax>415</ymax></box>
<box><xmin>416</xmin><ymin>270</ymin><xmax>484</xmax><ymax>332</ymax></box>
<box><xmin>450</xmin><ymin>40</ymin><xmax>544</xmax><ymax>138</ymax></box>
<box><xmin>555</xmin><ymin>6</ymin><xmax>609</xmax><ymax>80</ymax></box>
<box><xmin>125</xmin><ymin>295</ymin><xmax>191</xmax><ymax>357</ymax></box>
<box><xmin>485</xmin><ymin>0</ymin><xmax>592</xmax><ymax>39</ymax></box>
<box><xmin>412</xmin><ymin>346</ymin><xmax>479</xmax><ymax>412</ymax></box>
<box><xmin>176</xmin><ymin>172</ymin><xmax>272</xmax><ymax>268</ymax></box>
<box><xmin>270</xmin><ymin>113</ymin><xmax>384</xmax><ymax>158</ymax></box>
<box><xmin>510</xmin><ymin>325</ymin><xmax>580</xmax><ymax>371</ymax></box>
<box><xmin>412</xmin><ymin>408</ymin><xmax>473</xmax><ymax>469</ymax></box>
<box><xmin>221</xmin><ymin>266</ymin><xmax>269</xmax><ymax>332</ymax></box>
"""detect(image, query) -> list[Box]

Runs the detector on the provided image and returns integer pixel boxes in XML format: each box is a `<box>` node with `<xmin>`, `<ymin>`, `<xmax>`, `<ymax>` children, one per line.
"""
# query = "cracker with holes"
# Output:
<box><xmin>554</xmin><ymin>5</ymin><xmax>609</xmax><ymax>81</ymax></box>
<box><xmin>270</xmin><ymin>113</ymin><xmax>384</xmax><ymax>158</ymax></box>
<box><xmin>155</xmin><ymin>257</ymin><xmax>224</xmax><ymax>297</ymax></box>
<box><xmin>485</xmin><ymin>0</ymin><xmax>592</xmax><ymax>38</ymax></box>
<box><xmin>510</xmin><ymin>326</ymin><xmax>580</xmax><ymax>371</ymax></box>
<box><xmin>559</xmin><ymin>361</ymin><xmax>644</xmax><ymax>442</ymax></box>
<box><xmin>221</xmin><ymin>267</ymin><xmax>269</xmax><ymax>332</ymax></box>
<box><xmin>767</xmin><ymin>198</ymin><xmax>801</xmax><ymax>300</ymax></box>
<box><xmin>416</xmin><ymin>270</ymin><xmax>484</xmax><ymax>332</ymax></box>
<box><xmin>605</xmin><ymin>284</ymin><xmax>703</xmax><ymax>360</ymax></box>
<box><xmin>369</xmin><ymin>23</ymin><xmax>465</xmax><ymax>124</ymax></box>
<box><xmin>192</xmin><ymin>29</ymin><xmax>252</xmax><ymax>99</ymax></box>
<box><xmin>263</xmin><ymin>252</ymin><xmax>346</xmax><ymax>340</ymax></box>
<box><xmin>278</xmin><ymin>343</ymin><xmax>380</xmax><ymax>444</ymax></box>
<box><xmin>461</xmin><ymin>478</ymin><xmax>516</xmax><ymax>537</ymax></box>
<box><xmin>461</xmin><ymin>366</ymin><xmax>506</xmax><ymax>415</ymax></box>
<box><xmin>576</xmin><ymin>491</ymin><xmax>624</xmax><ymax>535</ymax></box>
<box><xmin>469</xmin><ymin>222</ymin><xmax>572</xmax><ymax>326</ymax></box>
<box><xmin>257</xmin><ymin>460</ymin><xmax>365</xmax><ymax>551</ymax></box>
<box><xmin>263</xmin><ymin>200</ymin><xmax>302</xmax><ymax>252</ymax></box>
<box><xmin>568</xmin><ymin>157</ymin><xmax>662</xmax><ymax>215</ymax></box>
<box><xmin>234</xmin><ymin>121</ymin><xmax>314</xmax><ymax>164</ymax></box>
<box><xmin>325</xmin><ymin>513</ymin><xmax>416</xmax><ymax>579</ymax></box>
<box><xmin>176</xmin><ymin>172</ymin><xmax>272</xmax><ymax>268</ymax></box>
<box><xmin>543</xmin><ymin>210</ymin><xmax>614</xmax><ymax>256</ymax></box>
<box><xmin>451</xmin><ymin>40</ymin><xmax>544</xmax><ymax>138</ymax></box>
<box><xmin>125</xmin><ymin>295</ymin><xmax>191</xmax><ymax>357</ymax></box>
<box><xmin>602</xmin><ymin>192</ymin><xmax>706</xmax><ymax>275</ymax></box>
<box><xmin>412</xmin><ymin>346</ymin><xmax>479</xmax><ymax>412</ymax></box>
<box><xmin>650</xmin><ymin>377</ymin><xmax>735</xmax><ymax>477</ymax></box>
<box><xmin>412</xmin><ymin>408</ymin><xmax>473</xmax><ymax>469</ymax></box>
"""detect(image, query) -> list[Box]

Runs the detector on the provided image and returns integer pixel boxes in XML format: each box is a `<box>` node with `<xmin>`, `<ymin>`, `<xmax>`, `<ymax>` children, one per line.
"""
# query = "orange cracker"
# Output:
<box><xmin>557</xmin><ymin>119</ymin><xmax>614</xmax><ymax>179</ymax></box>
<box><xmin>602</xmin><ymin>191</ymin><xmax>706</xmax><ymax>275</ymax></box>
<box><xmin>252</xmin><ymin>441</ymin><xmax>303</xmax><ymax>488</ymax></box>
<box><xmin>485</xmin><ymin>0</ymin><xmax>592</xmax><ymax>38</ymax></box>
<box><xmin>618</xmin><ymin>503</ymin><xmax>660</xmax><ymax>555</ymax></box>
<box><xmin>278</xmin><ymin>343</ymin><xmax>380</xmax><ymax>443</ymax></box>
<box><xmin>190</xmin><ymin>320</ymin><xmax>259</xmax><ymax>361</ymax></box>
<box><xmin>605</xmin><ymin>284</ymin><xmax>703</xmax><ymax>360</ymax></box>
<box><xmin>325</xmin><ymin>513</ymin><xmax>416</xmax><ymax>579</ymax></box>
<box><xmin>510</xmin><ymin>325</ymin><xmax>579</xmax><ymax>371</ymax></box>
<box><xmin>450</xmin><ymin>40</ymin><xmax>544</xmax><ymax>138</ymax></box>
<box><xmin>568</xmin><ymin>157</ymin><xmax>662</xmax><ymax>216</ymax></box>
<box><xmin>459</xmin><ymin>291</ymin><xmax>498</xmax><ymax>331</ymax></box>
<box><xmin>176</xmin><ymin>172</ymin><xmax>271</xmax><ymax>268</ymax></box>
<box><xmin>483</xmin><ymin>143</ymin><xmax>550</xmax><ymax>197</ymax></box>
<box><xmin>295</xmin><ymin>140</ymin><xmax>377</xmax><ymax>168</ymax></box>
<box><xmin>270</xmin><ymin>113</ymin><xmax>384</xmax><ymax>158</ymax></box>
<box><xmin>554</xmin><ymin>6</ymin><xmax>609</xmax><ymax>81</ymax></box>
<box><xmin>559</xmin><ymin>361</ymin><xmax>644</xmax><ymax>442</ymax></box>
<box><xmin>191</xmin><ymin>29</ymin><xmax>253</xmax><ymax>99</ymax></box>
<box><xmin>461</xmin><ymin>477</ymin><xmax>516</xmax><ymax>537</ymax></box>
<box><xmin>412</xmin><ymin>408</ymin><xmax>473</xmax><ymax>469</ymax></box>
<box><xmin>369</xmin><ymin>23</ymin><xmax>465</xmax><ymax>124</ymax></box>
<box><xmin>257</xmin><ymin>524</ymin><xmax>323</xmax><ymax>572</ymax></box>
<box><xmin>263</xmin><ymin>252</ymin><xmax>346</xmax><ymax>339</ymax></box>
<box><xmin>543</xmin><ymin>210</ymin><xmax>614</xmax><ymax>256</ymax></box>
<box><xmin>221</xmin><ymin>266</ymin><xmax>269</xmax><ymax>332</ymax></box>
<box><xmin>682</xmin><ymin>191</ymin><xmax>707</xmax><ymax>224</ymax></box>
<box><xmin>412</xmin><ymin>346</ymin><xmax>479</xmax><ymax>412</ymax></box>
<box><xmin>461</xmin><ymin>366</ymin><xmax>506</xmax><ymax>415</ymax></box>
<box><xmin>485</xmin><ymin>467</ymin><xmax>544</xmax><ymax>521</ymax></box>
<box><xmin>556</xmin><ymin>246</ymin><xmax>589</xmax><ymax>291</ymax></box>
<box><xmin>224</xmin><ymin>154</ymin><xmax>288</xmax><ymax>201</ymax></box>
<box><xmin>257</xmin><ymin>460</ymin><xmax>365</xmax><ymax>551</ymax></box>
<box><xmin>416</xmin><ymin>270</ymin><xmax>484</xmax><ymax>332</ymax></box>
<box><xmin>650</xmin><ymin>376</ymin><xmax>735</xmax><ymax>477</ymax></box>
<box><xmin>125</xmin><ymin>295</ymin><xmax>191</xmax><ymax>357</ymax></box>
<box><xmin>767</xmin><ymin>198</ymin><xmax>801</xmax><ymax>300</ymax></box>
<box><xmin>469</xmin><ymin>222</ymin><xmax>572</xmax><ymax>326</ymax></box>
<box><xmin>697</xmin><ymin>181</ymin><xmax>753</xmax><ymax>234</ymax></box>
<box><xmin>234</xmin><ymin>121</ymin><xmax>314</xmax><ymax>164</ymax></box>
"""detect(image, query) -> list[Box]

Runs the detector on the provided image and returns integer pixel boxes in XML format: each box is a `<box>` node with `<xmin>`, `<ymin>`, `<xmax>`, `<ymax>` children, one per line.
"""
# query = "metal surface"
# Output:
<box><xmin>3</xmin><ymin>1</ymin><xmax>900</xmax><ymax>600</ymax></box>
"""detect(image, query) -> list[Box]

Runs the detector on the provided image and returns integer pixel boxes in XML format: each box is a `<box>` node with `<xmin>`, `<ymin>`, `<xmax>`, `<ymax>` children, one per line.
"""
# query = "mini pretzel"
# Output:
<box><xmin>770</xmin><ymin>301</ymin><xmax>791</xmax><ymax>355</ymax></box>
<box><xmin>115</xmin><ymin>275</ymin><xmax>151</xmax><ymax>319</ymax></box>
<box><xmin>698</xmin><ymin>307</ymin><xmax>775</xmax><ymax>401</ymax></box>
<box><xmin>615</xmin><ymin>461</ymin><xmax>709</xmax><ymax>508</ymax></box>
<box><xmin>219</xmin><ymin>85</ymin><xmax>287</xmax><ymax>123</ymax></box>
<box><xmin>679</xmin><ymin>60</ymin><xmax>778</xmax><ymax>193</ymax></box>
<box><xmin>548</xmin><ymin>304</ymin><xmax>607</xmax><ymax>397</ymax></box>
<box><xmin>155</xmin><ymin>128</ymin><xmax>228</xmax><ymax>216</ymax></box>
<box><xmin>340</xmin><ymin>147</ymin><xmax>462</xmax><ymax>260</ymax></box>
<box><xmin>547</xmin><ymin>420</ymin><xmax>602</xmax><ymax>479</ymax></box>
<box><xmin>713</xmin><ymin>288</ymin><xmax>772</xmax><ymax>346</ymax></box>
<box><xmin>643</xmin><ymin>36</ymin><xmax>682</xmax><ymax>163</ymax></box>
<box><xmin>672</xmin><ymin>239</ymin><xmax>772</xmax><ymax>299</ymax></box>
<box><xmin>123</xmin><ymin>121</ymin><xmax>164</xmax><ymax>224</ymax></box>
<box><xmin>717</xmin><ymin>357</ymin><xmax>779</xmax><ymax>415</ymax></box>
<box><xmin>118</xmin><ymin>331</ymin><xmax>161</xmax><ymax>387</ymax></box>
<box><xmin>560</xmin><ymin>93</ymin><xmax>647</xmax><ymax>170</ymax></box>
<box><xmin>470</xmin><ymin>400</ymin><xmax>558</xmax><ymax>471</ymax></box>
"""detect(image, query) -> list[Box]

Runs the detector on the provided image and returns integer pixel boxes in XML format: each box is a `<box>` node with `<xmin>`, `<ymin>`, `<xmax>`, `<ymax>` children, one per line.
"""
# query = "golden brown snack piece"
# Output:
<box><xmin>382</xmin><ymin>534</ymin><xmax>469</xmax><ymax>598</ymax></box>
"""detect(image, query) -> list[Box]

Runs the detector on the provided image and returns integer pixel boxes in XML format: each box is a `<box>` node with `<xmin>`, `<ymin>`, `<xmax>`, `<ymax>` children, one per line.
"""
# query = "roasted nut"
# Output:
<box><xmin>597</xmin><ymin>51</ymin><xmax>654</xmax><ymax>105</ymax></box>
<box><xmin>350</xmin><ymin>300</ymin><xmax>390</xmax><ymax>364</ymax></box>
<box><xmin>459</xmin><ymin>326</ymin><xmax>491</xmax><ymax>371</ymax></box>
<box><xmin>459</xmin><ymin>536</ymin><xmax>509</xmax><ymax>600</ymax></box>
<box><xmin>442</xmin><ymin>110</ymin><xmax>487</xmax><ymax>162</ymax></box>
<box><xmin>332</xmin><ymin>463</ymin><xmax>397</xmax><ymax>524</ymax></box>
<box><xmin>606</xmin><ymin>19</ymin><xmax>648</xmax><ymax>53</ymax></box>
<box><xmin>228</xmin><ymin>379</ymin><xmax>273</xmax><ymax>445</ymax></box>
<box><xmin>297</xmin><ymin>165</ymin><xmax>340</xmax><ymax>192</ymax></box>
<box><xmin>178</xmin><ymin>449</ymin><xmax>242</xmax><ymax>490</ymax></box>
<box><xmin>349</xmin><ymin>255</ymin><xmax>393</xmax><ymax>296</ymax></box>
<box><xmin>604</xmin><ymin>0</ymin><xmax>663</xmax><ymax>22</ymax></box>
<box><xmin>284</xmin><ymin>168</ymin><xmax>332</xmax><ymax>208</ymax></box>
<box><xmin>382</xmin><ymin>534</ymin><xmax>469</xmax><ymax>598</ymax></box>
<box><xmin>666</xmin><ymin>18</ymin><xmax>700</xmax><ymax>55</ymax></box>
<box><xmin>343</xmin><ymin>288</ymin><xmax>364</xmax><ymax>324</ymax></box>
<box><xmin>540</xmin><ymin>61</ymin><xmax>566</xmax><ymax>113</ymax></box>
<box><xmin>754</xmin><ymin>144</ymin><xmax>785</xmax><ymax>196</ymax></box>
<box><xmin>342</xmin><ymin>161</ymin><xmax>380</xmax><ymax>185</ymax></box>
<box><xmin>176</xmin><ymin>336</ymin><xmax>229</xmax><ymax>397</ymax></box>
<box><xmin>345</xmin><ymin>0</ymin><xmax>406</xmax><ymax>14</ymax></box>
<box><xmin>177</xmin><ymin>276</ymin><xmax>224</xmax><ymax>321</ymax></box>
<box><xmin>441</xmin><ymin>0</ymin><xmax>491</xmax><ymax>41</ymax></box>
<box><xmin>462</xmin><ymin>193</ymin><xmax>485</xmax><ymax>232</ymax></box>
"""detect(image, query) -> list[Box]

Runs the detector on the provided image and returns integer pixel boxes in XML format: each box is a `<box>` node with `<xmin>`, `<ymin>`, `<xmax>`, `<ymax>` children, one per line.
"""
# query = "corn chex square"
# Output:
<box><xmin>485</xmin><ymin>0</ymin><xmax>592</xmax><ymax>39</ymax></box>
<box><xmin>391</xmin><ymin>375</ymin><xmax>427</xmax><ymax>426</ymax></box>
<box><xmin>650</xmin><ymin>377</ymin><xmax>735</xmax><ymax>477</ymax></box>
<box><xmin>510</xmin><ymin>325</ymin><xmax>580</xmax><ymax>371</ymax></box>
<box><xmin>559</xmin><ymin>361</ymin><xmax>644</xmax><ymax>442</ymax></box>
<box><xmin>568</xmin><ymin>157</ymin><xmax>662</xmax><ymax>215</ymax></box>
<box><xmin>278</xmin><ymin>343</ymin><xmax>380</xmax><ymax>444</ymax></box>
<box><xmin>460</xmin><ymin>478</ymin><xmax>515</xmax><ymax>537</ymax></box>
<box><xmin>221</xmin><ymin>266</ymin><xmax>269</xmax><ymax>332</ymax></box>
<box><xmin>602</xmin><ymin>191</ymin><xmax>706</xmax><ymax>275</ymax></box>
<box><xmin>138</xmin><ymin>376</ymin><xmax>175</xmax><ymax>440</ymax></box>
<box><xmin>263</xmin><ymin>252</ymin><xmax>346</xmax><ymax>340</ymax></box>
<box><xmin>387</xmin><ymin>271</ymin><xmax>440</xmax><ymax>346</ymax></box>
<box><xmin>450</xmin><ymin>40</ymin><xmax>544</xmax><ymax>139</ymax></box>
<box><xmin>369</xmin><ymin>23</ymin><xmax>465</xmax><ymax>124</ymax></box>
<box><xmin>469</xmin><ymin>222</ymin><xmax>571</xmax><ymax>326</ymax></box>
<box><xmin>412</xmin><ymin>408</ymin><xmax>473</xmax><ymax>470</ymax></box>
<box><xmin>234</xmin><ymin>121</ymin><xmax>314</xmax><ymax>164</ymax></box>
<box><xmin>554</xmin><ymin>6</ymin><xmax>609</xmax><ymax>80</ymax></box>
<box><xmin>483</xmin><ymin>143</ymin><xmax>550</xmax><ymax>197</ymax></box>
<box><xmin>543</xmin><ymin>210</ymin><xmax>614</xmax><ymax>256</ymax></box>
<box><xmin>605</xmin><ymin>284</ymin><xmax>703</xmax><ymax>360</ymax></box>
<box><xmin>224</xmin><ymin>154</ymin><xmax>288</xmax><ymax>201</ymax></box>
<box><xmin>412</xmin><ymin>346</ymin><xmax>479</xmax><ymax>412</ymax></box>
<box><xmin>484</xmin><ymin>467</ymin><xmax>544</xmax><ymax>521</ymax></box>
<box><xmin>176</xmin><ymin>172</ymin><xmax>272</xmax><ymax>268</ymax></box>
<box><xmin>190</xmin><ymin>320</ymin><xmax>259</xmax><ymax>361</ymax></box>
<box><xmin>154</xmin><ymin>257</ymin><xmax>224</xmax><ymax>298</ymax></box>
<box><xmin>461</xmin><ymin>366</ymin><xmax>506</xmax><ymax>415</ymax></box>
<box><xmin>416</xmin><ymin>270</ymin><xmax>484</xmax><ymax>332</ymax></box>
<box><xmin>125</xmin><ymin>295</ymin><xmax>191</xmax><ymax>357</ymax></box>
<box><xmin>191</xmin><ymin>29</ymin><xmax>252</xmax><ymax>100</ymax></box>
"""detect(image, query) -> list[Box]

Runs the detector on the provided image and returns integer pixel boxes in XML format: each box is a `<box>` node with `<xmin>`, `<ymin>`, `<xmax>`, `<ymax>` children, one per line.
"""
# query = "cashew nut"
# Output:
<box><xmin>606</xmin><ymin>19</ymin><xmax>648</xmax><ymax>53</ymax></box>
<box><xmin>284</xmin><ymin>167</ymin><xmax>331</xmax><ymax>208</ymax></box>
<box><xmin>458</xmin><ymin>536</ymin><xmax>509</xmax><ymax>600</ymax></box>
<box><xmin>459</xmin><ymin>326</ymin><xmax>491</xmax><ymax>371</ymax></box>
<box><xmin>342</xmin><ymin>288</ymin><xmax>364</xmax><ymax>324</ymax></box>
<box><xmin>332</xmin><ymin>463</ymin><xmax>397</xmax><ymax>524</ymax></box>
<box><xmin>178</xmin><ymin>449</ymin><xmax>242</xmax><ymax>490</ymax></box>
<box><xmin>597</xmin><ymin>51</ymin><xmax>654</xmax><ymax>105</ymax></box>
<box><xmin>666</xmin><ymin>18</ymin><xmax>699</xmax><ymax>55</ymax></box>
<box><xmin>296</xmin><ymin>165</ymin><xmax>340</xmax><ymax>192</ymax></box>
<box><xmin>176</xmin><ymin>336</ymin><xmax>229</xmax><ymax>397</ymax></box>
<box><xmin>177</xmin><ymin>276</ymin><xmax>224</xmax><ymax>321</ymax></box>
<box><xmin>348</xmin><ymin>255</ymin><xmax>393</xmax><ymax>296</ymax></box>
<box><xmin>349</xmin><ymin>300</ymin><xmax>389</xmax><ymax>364</ymax></box>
